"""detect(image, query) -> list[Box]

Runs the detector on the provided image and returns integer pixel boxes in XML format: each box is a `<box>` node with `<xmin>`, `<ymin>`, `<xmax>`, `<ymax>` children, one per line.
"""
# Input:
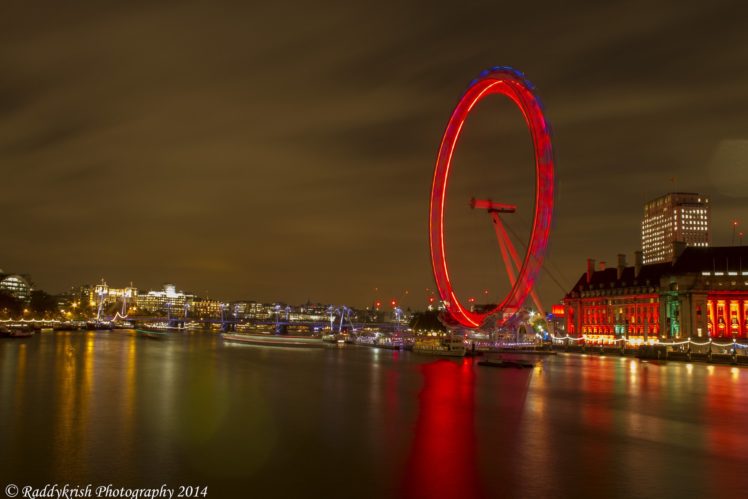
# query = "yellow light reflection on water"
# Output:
<box><xmin>85</xmin><ymin>332</ymin><xmax>94</xmax><ymax>393</ymax></box>
<box><xmin>118</xmin><ymin>334</ymin><xmax>138</xmax><ymax>466</ymax></box>
<box><xmin>629</xmin><ymin>359</ymin><xmax>638</xmax><ymax>384</ymax></box>
<box><xmin>126</xmin><ymin>336</ymin><xmax>137</xmax><ymax>421</ymax></box>
<box><xmin>14</xmin><ymin>344</ymin><xmax>27</xmax><ymax>413</ymax></box>
<box><xmin>55</xmin><ymin>334</ymin><xmax>77</xmax><ymax>476</ymax></box>
<box><xmin>53</xmin><ymin>332</ymin><xmax>94</xmax><ymax>481</ymax></box>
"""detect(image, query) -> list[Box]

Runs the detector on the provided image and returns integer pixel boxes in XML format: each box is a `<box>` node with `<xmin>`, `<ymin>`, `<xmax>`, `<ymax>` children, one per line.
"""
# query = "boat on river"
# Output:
<box><xmin>222</xmin><ymin>333</ymin><xmax>325</xmax><ymax>348</ymax></box>
<box><xmin>135</xmin><ymin>328</ymin><xmax>170</xmax><ymax>340</ymax></box>
<box><xmin>412</xmin><ymin>334</ymin><xmax>466</xmax><ymax>357</ymax></box>
<box><xmin>0</xmin><ymin>325</ymin><xmax>35</xmax><ymax>338</ymax></box>
<box><xmin>478</xmin><ymin>358</ymin><xmax>535</xmax><ymax>369</ymax></box>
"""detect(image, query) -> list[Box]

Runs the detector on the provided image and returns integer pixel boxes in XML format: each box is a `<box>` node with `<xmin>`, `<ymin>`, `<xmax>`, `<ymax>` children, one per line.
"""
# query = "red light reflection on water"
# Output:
<box><xmin>401</xmin><ymin>359</ymin><xmax>484</xmax><ymax>499</ymax></box>
<box><xmin>704</xmin><ymin>366</ymin><xmax>748</xmax><ymax>497</ymax></box>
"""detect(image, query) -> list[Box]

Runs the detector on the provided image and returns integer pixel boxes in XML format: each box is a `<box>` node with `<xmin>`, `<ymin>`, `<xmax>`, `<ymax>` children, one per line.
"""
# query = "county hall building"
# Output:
<box><xmin>564</xmin><ymin>247</ymin><xmax>748</xmax><ymax>341</ymax></box>
<box><xmin>564</xmin><ymin>192</ymin><xmax>747</xmax><ymax>342</ymax></box>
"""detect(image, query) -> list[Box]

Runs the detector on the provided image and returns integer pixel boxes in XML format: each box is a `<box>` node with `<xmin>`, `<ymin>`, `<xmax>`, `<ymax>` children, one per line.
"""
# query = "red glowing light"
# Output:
<box><xmin>428</xmin><ymin>67</ymin><xmax>554</xmax><ymax>328</ymax></box>
<box><xmin>401</xmin><ymin>360</ymin><xmax>483</xmax><ymax>499</ymax></box>
<box><xmin>551</xmin><ymin>305</ymin><xmax>565</xmax><ymax>317</ymax></box>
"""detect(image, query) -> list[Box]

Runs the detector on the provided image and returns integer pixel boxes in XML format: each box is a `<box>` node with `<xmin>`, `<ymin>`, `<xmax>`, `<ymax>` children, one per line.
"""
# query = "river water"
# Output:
<box><xmin>1</xmin><ymin>331</ymin><xmax>747</xmax><ymax>499</ymax></box>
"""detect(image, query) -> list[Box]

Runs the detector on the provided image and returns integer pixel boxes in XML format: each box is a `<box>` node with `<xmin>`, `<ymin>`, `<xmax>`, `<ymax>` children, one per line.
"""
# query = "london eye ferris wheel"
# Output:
<box><xmin>428</xmin><ymin>67</ymin><xmax>555</xmax><ymax>330</ymax></box>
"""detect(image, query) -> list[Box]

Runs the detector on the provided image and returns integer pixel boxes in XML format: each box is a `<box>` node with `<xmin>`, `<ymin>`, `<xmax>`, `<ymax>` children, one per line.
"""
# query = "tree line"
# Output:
<box><xmin>0</xmin><ymin>289</ymin><xmax>59</xmax><ymax>319</ymax></box>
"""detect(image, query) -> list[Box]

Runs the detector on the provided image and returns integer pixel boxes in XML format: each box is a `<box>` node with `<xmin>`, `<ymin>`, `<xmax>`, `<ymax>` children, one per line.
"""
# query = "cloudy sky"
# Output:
<box><xmin>2</xmin><ymin>0</ymin><xmax>747</xmax><ymax>308</ymax></box>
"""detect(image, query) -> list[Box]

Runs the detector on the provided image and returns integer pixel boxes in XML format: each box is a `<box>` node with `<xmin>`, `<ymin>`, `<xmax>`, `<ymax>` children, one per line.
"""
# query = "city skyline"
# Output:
<box><xmin>4</xmin><ymin>3</ymin><xmax>748</xmax><ymax>498</ymax></box>
<box><xmin>2</xmin><ymin>1</ymin><xmax>748</xmax><ymax>309</ymax></box>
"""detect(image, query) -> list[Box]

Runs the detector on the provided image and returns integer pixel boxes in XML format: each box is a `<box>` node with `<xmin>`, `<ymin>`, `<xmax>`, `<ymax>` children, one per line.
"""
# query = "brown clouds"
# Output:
<box><xmin>1</xmin><ymin>0</ymin><xmax>748</xmax><ymax>308</ymax></box>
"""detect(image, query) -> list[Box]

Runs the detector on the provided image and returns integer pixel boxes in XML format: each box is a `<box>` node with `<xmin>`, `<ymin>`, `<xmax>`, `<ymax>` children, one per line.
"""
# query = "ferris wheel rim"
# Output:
<box><xmin>428</xmin><ymin>67</ymin><xmax>555</xmax><ymax>329</ymax></box>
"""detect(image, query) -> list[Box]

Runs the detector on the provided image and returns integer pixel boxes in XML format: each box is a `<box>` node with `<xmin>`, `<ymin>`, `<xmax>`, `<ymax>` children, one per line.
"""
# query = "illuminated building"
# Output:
<box><xmin>58</xmin><ymin>285</ymin><xmax>94</xmax><ymax>312</ymax></box>
<box><xmin>548</xmin><ymin>304</ymin><xmax>566</xmax><ymax>336</ymax></box>
<box><xmin>91</xmin><ymin>280</ymin><xmax>138</xmax><ymax>306</ymax></box>
<box><xmin>231</xmin><ymin>301</ymin><xmax>364</xmax><ymax>322</ymax></box>
<box><xmin>232</xmin><ymin>301</ymin><xmax>272</xmax><ymax>320</ymax></box>
<box><xmin>642</xmin><ymin>192</ymin><xmax>710</xmax><ymax>264</ymax></box>
<box><xmin>104</xmin><ymin>285</ymin><xmax>138</xmax><ymax>302</ymax></box>
<box><xmin>137</xmin><ymin>284</ymin><xmax>194</xmax><ymax>314</ymax></box>
<box><xmin>296</xmin><ymin>302</ymin><xmax>329</xmax><ymax>321</ymax></box>
<box><xmin>191</xmin><ymin>298</ymin><xmax>224</xmax><ymax>319</ymax></box>
<box><xmin>564</xmin><ymin>247</ymin><xmax>748</xmax><ymax>341</ymax></box>
<box><xmin>0</xmin><ymin>272</ymin><xmax>32</xmax><ymax>303</ymax></box>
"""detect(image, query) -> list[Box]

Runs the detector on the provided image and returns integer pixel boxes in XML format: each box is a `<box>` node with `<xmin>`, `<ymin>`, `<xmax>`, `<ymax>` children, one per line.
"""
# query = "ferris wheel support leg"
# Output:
<box><xmin>494</xmin><ymin>217</ymin><xmax>517</xmax><ymax>286</ymax></box>
<box><xmin>491</xmin><ymin>213</ymin><xmax>545</xmax><ymax>316</ymax></box>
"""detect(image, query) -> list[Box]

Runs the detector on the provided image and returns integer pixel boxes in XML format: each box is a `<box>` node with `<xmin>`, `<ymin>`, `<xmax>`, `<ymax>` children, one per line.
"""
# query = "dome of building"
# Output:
<box><xmin>0</xmin><ymin>274</ymin><xmax>32</xmax><ymax>303</ymax></box>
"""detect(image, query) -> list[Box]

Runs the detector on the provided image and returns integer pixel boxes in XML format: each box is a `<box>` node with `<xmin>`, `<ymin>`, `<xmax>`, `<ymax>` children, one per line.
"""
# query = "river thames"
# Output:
<box><xmin>1</xmin><ymin>331</ymin><xmax>747</xmax><ymax>499</ymax></box>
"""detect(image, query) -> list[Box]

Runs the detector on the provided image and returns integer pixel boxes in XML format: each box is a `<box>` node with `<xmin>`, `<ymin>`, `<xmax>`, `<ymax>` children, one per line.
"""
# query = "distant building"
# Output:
<box><xmin>0</xmin><ymin>272</ymin><xmax>32</xmax><ymax>303</ymax></box>
<box><xmin>191</xmin><ymin>298</ymin><xmax>224</xmax><ymax>319</ymax></box>
<box><xmin>137</xmin><ymin>284</ymin><xmax>194</xmax><ymax>315</ymax></box>
<box><xmin>564</xmin><ymin>247</ymin><xmax>748</xmax><ymax>341</ymax></box>
<box><xmin>92</xmin><ymin>280</ymin><xmax>138</xmax><ymax>307</ymax></box>
<box><xmin>548</xmin><ymin>304</ymin><xmax>567</xmax><ymax>336</ymax></box>
<box><xmin>291</xmin><ymin>302</ymin><xmax>329</xmax><ymax>321</ymax></box>
<box><xmin>232</xmin><ymin>301</ymin><xmax>272</xmax><ymax>320</ymax></box>
<box><xmin>57</xmin><ymin>285</ymin><xmax>94</xmax><ymax>311</ymax></box>
<box><xmin>642</xmin><ymin>192</ymin><xmax>710</xmax><ymax>264</ymax></box>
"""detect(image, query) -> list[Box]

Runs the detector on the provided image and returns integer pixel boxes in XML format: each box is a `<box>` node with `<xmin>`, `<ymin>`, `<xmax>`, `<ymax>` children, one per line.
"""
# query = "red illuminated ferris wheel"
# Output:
<box><xmin>428</xmin><ymin>67</ymin><xmax>555</xmax><ymax>329</ymax></box>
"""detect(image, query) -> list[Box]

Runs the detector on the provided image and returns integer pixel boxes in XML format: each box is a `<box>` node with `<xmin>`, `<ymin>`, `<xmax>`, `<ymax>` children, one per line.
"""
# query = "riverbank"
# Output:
<box><xmin>553</xmin><ymin>344</ymin><xmax>748</xmax><ymax>366</ymax></box>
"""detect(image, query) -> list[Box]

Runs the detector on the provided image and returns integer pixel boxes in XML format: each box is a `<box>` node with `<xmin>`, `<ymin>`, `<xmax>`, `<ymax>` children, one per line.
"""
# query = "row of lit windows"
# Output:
<box><xmin>642</xmin><ymin>239</ymin><xmax>667</xmax><ymax>245</ymax></box>
<box><xmin>680</xmin><ymin>207</ymin><xmax>708</xmax><ymax>215</ymax></box>
<box><xmin>642</xmin><ymin>227</ymin><xmax>672</xmax><ymax>236</ymax></box>
<box><xmin>644</xmin><ymin>196</ymin><xmax>707</xmax><ymax>211</ymax></box>
<box><xmin>701</xmin><ymin>271</ymin><xmax>748</xmax><ymax>276</ymax></box>
<box><xmin>679</xmin><ymin>215</ymin><xmax>708</xmax><ymax>222</ymax></box>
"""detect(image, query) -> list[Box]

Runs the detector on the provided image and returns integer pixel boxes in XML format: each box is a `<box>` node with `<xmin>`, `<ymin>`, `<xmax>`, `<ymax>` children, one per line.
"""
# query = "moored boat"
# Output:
<box><xmin>0</xmin><ymin>325</ymin><xmax>35</xmax><ymax>338</ymax></box>
<box><xmin>478</xmin><ymin>358</ymin><xmax>535</xmax><ymax>368</ymax></box>
<box><xmin>494</xmin><ymin>347</ymin><xmax>556</xmax><ymax>355</ymax></box>
<box><xmin>412</xmin><ymin>334</ymin><xmax>466</xmax><ymax>357</ymax></box>
<box><xmin>86</xmin><ymin>321</ymin><xmax>113</xmax><ymax>331</ymax></box>
<box><xmin>135</xmin><ymin>323</ymin><xmax>185</xmax><ymax>333</ymax></box>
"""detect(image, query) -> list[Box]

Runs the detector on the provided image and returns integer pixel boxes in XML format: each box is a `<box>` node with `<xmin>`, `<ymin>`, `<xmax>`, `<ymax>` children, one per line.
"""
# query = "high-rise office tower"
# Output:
<box><xmin>642</xmin><ymin>192</ymin><xmax>710</xmax><ymax>264</ymax></box>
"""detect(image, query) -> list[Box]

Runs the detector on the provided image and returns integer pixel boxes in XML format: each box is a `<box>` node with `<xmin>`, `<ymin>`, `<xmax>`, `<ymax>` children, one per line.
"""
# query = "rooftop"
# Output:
<box><xmin>567</xmin><ymin>246</ymin><xmax>748</xmax><ymax>296</ymax></box>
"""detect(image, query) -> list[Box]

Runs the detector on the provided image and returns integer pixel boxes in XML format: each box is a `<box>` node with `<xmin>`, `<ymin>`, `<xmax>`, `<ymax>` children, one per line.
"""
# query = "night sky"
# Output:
<box><xmin>2</xmin><ymin>1</ymin><xmax>748</xmax><ymax>309</ymax></box>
